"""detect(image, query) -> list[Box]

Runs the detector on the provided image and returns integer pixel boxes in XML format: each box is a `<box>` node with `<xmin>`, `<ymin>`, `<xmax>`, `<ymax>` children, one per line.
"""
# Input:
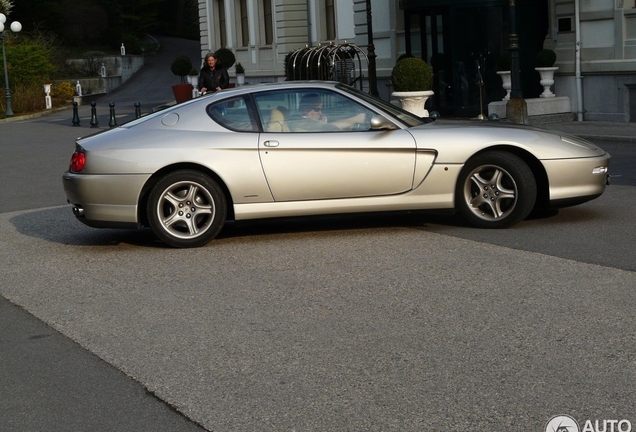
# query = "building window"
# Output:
<box><xmin>326</xmin><ymin>0</ymin><xmax>336</xmax><ymax>41</ymax></box>
<box><xmin>558</xmin><ymin>17</ymin><xmax>572</xmax><ymax>32</ymax></box>
<box><xmin>240</xmin><ymin>0</ymin><xmax>249</xmax><ymax>47</ymax></box>
<box><xmin>263</xmin><ymin>0</ymin><xmax>273</xmax><ymax>45</ymax></box>
<box><xmin>217</xmin><ymin>0</ymin><xmax>227</xmax><ymax>48</ymax></box>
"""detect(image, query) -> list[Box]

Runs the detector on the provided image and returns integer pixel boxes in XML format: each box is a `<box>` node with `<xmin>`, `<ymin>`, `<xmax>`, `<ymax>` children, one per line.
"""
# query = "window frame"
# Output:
<box><xmin>239</xmin><ymin>0</ymin><xmax>249</xmax><ymax>47</ymax></box>
<box><xmin>216</xmin><ymin>0</ymin><xmax>227</xmax><ymax>48</ymax></box>
<box><xmin>325</xmin><ymin>0</ymin><xmax>336</xmax><ymax>41</ymax></box>
<box><xmin>262</xmin><ymin>0</ymin><xmax>274</xmax><ymax>46</ymax></box>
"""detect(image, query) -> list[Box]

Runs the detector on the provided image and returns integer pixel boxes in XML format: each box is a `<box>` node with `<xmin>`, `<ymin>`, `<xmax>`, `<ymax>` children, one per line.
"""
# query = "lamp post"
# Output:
<box><xmin>0</xmin><ymin>13</ymin><xmax>22</xmax><ymax>117</ymax></box>
<box><xmin>365</xmin><ymin>0</ymin><xmax>379</xmax><ymax>97</ymax></box>
<box><xmin>505</xmin><ymin>0</ymin><xmax>527</xmax><ymax>124</ymax></box>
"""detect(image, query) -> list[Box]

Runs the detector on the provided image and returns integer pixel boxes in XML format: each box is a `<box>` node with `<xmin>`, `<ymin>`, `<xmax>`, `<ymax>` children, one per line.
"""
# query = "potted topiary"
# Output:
<box><xmin>213</xmin><ymin>48</ymin><xmax>236</xmax><ymax>70</ymax></box>
<box><xmin>187</xmin><ymin>67</ymin><xmax>198</xmax><ymax>83</ymax></box>
<box><xmin>496</xmin><ymin>52</ymin><xmax>512</xmax><ymax>100</ymax></box>
<box><xmin>187</xmin><ymin>68</ymin><xmax>200</xmax><ymax>97</ymax></box>
<box><xmin>391</xmin><ymin>56</ymin><xmax>434</xmax><ymax>117</ymax></box>
<box><xmin>171</xmin><ymin>55</ymin><xmax>194</xmax><ymax>103</ymax></box>
<box><xmin>235</xmin><ymin>62</ymin><xmax>245</xmax><ymax>86</ymax></box>
<box><xmin>535</xmin><ymin>49</ymin><xmax>558</xmax><ymax>98</ymax></box>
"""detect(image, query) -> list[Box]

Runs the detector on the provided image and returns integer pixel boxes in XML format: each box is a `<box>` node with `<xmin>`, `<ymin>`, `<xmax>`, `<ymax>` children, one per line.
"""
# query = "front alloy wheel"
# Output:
<box><xmin>147</xmin><ymin>170</ymin><xmax>226</xmax><ymax>247</ymax></box>
<box><xmin>456</xmin><ymin>151</ymin><xmax>536</xmax><ymax>228</ymax></box>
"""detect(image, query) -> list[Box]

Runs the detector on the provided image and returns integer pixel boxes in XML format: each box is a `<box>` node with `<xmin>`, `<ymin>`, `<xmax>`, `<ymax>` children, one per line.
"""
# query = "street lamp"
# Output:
<box><xmin>505</xmin><ymin>1</ymin><xmax>527</xmax><ymax>124</ymax></box>
<box><xmin>365</xmin><ymin>0</ymin><xmax>379</xmax><ymax>97</ymax></box>
<box><xmin>0</xmin><ymin>13</ymin><xmax>22</xmax><ymax>117</ymax></box>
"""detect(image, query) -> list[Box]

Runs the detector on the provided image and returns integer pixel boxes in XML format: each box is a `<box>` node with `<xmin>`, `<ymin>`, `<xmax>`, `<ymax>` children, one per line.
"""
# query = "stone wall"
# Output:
<box><xmin>64</xmin><ymin>54</ymin><xmax>144</xmax><ymax>94</ymax></box>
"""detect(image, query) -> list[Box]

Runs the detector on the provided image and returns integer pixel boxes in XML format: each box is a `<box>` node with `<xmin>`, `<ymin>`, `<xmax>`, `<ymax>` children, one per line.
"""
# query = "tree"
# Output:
<box><xmin>10</xmin><ymin>0</ymin><xmax>199</xmax><ymax>47</ymax></box>
<box><xmin>0</xmin><ymin>0</ymin><xmax>14</xmax><ymax>16</ymax></box>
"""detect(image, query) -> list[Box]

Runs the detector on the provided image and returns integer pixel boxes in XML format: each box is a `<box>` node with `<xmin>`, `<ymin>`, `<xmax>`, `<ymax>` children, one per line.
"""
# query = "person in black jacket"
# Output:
<box><xmin>198</xmin><ymin>53</ymin><xmax>229</xmax><ymax>94</ymax></box>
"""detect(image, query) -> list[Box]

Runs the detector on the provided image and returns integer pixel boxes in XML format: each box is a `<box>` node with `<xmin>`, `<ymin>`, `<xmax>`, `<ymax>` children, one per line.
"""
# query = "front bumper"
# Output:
<box><xmin>543</xmin><ymin>153</ymin><xmax>610</xmax><ymax>206</ymax></box>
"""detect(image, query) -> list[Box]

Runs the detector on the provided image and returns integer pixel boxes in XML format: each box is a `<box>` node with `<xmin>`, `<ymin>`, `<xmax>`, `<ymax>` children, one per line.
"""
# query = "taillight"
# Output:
<box><xmin>70</xmin><ymin>151</ymin><xmax>86</xmax><ymax>172</ymax></box>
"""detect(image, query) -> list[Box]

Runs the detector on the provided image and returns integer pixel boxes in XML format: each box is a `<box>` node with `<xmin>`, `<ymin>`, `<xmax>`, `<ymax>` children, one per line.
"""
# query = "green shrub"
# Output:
<box><xmin>0</xmin><ymin>36</ymin><xmax>57</xmax><ymax>88</ymax></box>
<box><xmin>396</xmin><ymin>53</ymin><xmax>414</xmax><ymax>63</ymax></box>
<box><xmin>122</xmin><ymin>34</ymin><xmax>143</xmax><ymax>55</ymax></box>
<box><xmin>0</xmin><ymin>82</ymin><xmax>47</xmax><ymax>117</ymax></box>
<box><xmin>171</xmin><ymin>55</ymin><xmax>193</xmax><ymax>83</ymax></box>
<box><xmin>51</xmin><ymin>81</ymin><xmax>74</xmax><ymax>101</ymax></box>
<box><xmin>536</xmin><ymin>49</ymin><xmax>556</xmax><ymax>68</ymax></box>
<box><xmin>213</xmin><ymin>48</ymin><xmax>235</xmax><ymax>70</ymax></box>
<box><xmin>391</xmin><ymin>57</ymin><xmax>433</xmax><ymax>92</ymax></box>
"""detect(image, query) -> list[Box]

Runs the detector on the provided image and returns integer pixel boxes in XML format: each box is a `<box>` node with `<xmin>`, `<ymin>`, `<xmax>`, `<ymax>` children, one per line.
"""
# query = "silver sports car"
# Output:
<box><xmin>63</xmin><ymin>82</ymin><xmax>610</xmax><ymax>248</ymax></box>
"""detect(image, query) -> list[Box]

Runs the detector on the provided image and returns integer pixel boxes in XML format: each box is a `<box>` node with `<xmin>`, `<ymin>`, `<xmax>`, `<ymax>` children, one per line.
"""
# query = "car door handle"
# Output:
<box><xmin>263</xmin><ymin>140</ymin><xmax>279</xmax><ymax>147</ymax></box>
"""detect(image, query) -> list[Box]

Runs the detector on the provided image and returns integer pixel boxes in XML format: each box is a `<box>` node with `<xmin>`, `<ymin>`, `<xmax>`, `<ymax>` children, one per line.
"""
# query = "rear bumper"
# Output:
<box><xmin>62</xmin><ymin>171</ymin><xmax>150</xmax><ymax>228</ymax></box>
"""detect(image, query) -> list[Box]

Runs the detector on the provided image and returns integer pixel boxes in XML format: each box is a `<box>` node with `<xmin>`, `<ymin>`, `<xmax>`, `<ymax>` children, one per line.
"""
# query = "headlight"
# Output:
<box><xmin>592</xmin><ymin>166</ymin><xmax>608</xmax><ymax>175</ymax></box>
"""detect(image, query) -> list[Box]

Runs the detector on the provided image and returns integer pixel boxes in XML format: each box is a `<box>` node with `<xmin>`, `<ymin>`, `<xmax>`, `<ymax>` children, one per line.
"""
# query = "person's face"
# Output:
<box><xmin>306</xmin><ymin>103</ymin><xmax>323</xmax><ymax>121</ymax></box>
<box><xmin>207</xmin><ymin>56</ymin><xmax>217</xmax><ymax>68</ymax></box>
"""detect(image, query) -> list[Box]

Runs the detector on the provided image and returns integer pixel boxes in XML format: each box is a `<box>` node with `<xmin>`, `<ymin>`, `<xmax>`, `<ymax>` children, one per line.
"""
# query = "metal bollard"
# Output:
<box><xmin>135</xmin><ymin>102</ymin><xmax>141</xmax><ymax>119</ymax></box>
<box><xmin>90</xmin><ymin>102</ymin><xmax>99</xmax><ymax>128</ymax></box>
<box><xmin>108</xmin><ymin>102</ymin><xmax>118</xmax><ymax>128</ymax></box>
<box><xmin>72</xmin><ymin>101</ymin><xmax>81</xmax><ymax>127</ymax></box>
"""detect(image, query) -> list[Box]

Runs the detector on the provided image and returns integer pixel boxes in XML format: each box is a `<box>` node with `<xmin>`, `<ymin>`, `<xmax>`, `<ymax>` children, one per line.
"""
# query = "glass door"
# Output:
<box><xmin>449</xmin><ymin>6</ymin><xmax>507</xmax><ymax>118</ymax></box>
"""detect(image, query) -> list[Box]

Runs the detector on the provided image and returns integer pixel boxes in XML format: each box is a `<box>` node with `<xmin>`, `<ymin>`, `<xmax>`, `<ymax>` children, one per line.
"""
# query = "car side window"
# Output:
<box><xmin>254</xmin><ymin>89</ymin><xmax>374</xmax><ymax>133</ymax></box>
<box><xmin>207</xmin><ymin>96</ymin><xmax>258</xmax><ymax>132</ymax></box>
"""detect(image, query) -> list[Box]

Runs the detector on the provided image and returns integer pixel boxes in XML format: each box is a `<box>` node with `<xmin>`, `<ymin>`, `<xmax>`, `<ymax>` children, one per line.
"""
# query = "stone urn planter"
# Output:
<box><xmin>390</xmin><ymin>57</ymin><xmax>434</xmax><ymax>117</ymax></box>
<box><xmin>187</xmin><ymin>74</ymin><xmax>198</xmax><ymax>87</ymax></box>
<box><xmin>235</xmin><ymin>62</ymin><xmax>245</xmax><ymax>86</ymax></box>
<box><xmin>497</xmin><ymin>70</ymin><xmax>511</xmax><ymax>100</ymax></box>
<box><xmin>188</xmin><ymin>74</ymin><xmax>199</xmax><ymax>98</ymax></box>
<box><xmin>535</xmin><ymin>66</ymin><xmax>558</xmax><ymax>98</ymax></box>
<box><xmin>391</xmin><ymin>90</ymin><xmax>435</xmax><ymax>117</ymax></box>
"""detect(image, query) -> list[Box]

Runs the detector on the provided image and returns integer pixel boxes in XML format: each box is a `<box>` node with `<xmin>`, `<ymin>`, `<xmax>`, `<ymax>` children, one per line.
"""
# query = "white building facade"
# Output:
<box><xmin>548</xmin><ymin>0</ymin><xmax>636</xmax><ymax>122</ymax></box>
<box><xmin>197</xmin><ymin>0</ymin><xmax>636</xmax><ymax>122</ymax></box>
<box><xmin>196</xmin><ymin>0</ymin><xmax>404</xmax><ymax>101</ymax></box>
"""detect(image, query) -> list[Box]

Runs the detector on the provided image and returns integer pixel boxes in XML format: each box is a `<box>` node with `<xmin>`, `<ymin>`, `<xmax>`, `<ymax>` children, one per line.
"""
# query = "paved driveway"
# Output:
<box><xmin>1</xmin><ymin>37</ymin><xmax>635</xmax><ymax>430</ymax></box>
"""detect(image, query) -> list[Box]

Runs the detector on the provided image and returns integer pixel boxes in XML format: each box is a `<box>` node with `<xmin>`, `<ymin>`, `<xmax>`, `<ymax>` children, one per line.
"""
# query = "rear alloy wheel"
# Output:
<box><xmin>456</xmin><ymin>151</ymin><xmax>536</xmax><ymax>228</ymax></box>
<box><xmin>147</xmin><ymin>170</ymin><xmax>226</xmax><ymax>247</ymax></box>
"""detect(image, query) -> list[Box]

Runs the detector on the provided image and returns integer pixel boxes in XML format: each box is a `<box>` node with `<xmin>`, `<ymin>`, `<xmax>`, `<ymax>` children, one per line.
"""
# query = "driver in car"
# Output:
<box><xmin>291</xmin><ymin>93</ymin><xmax>366</xmax><ymax>132</ymax></box>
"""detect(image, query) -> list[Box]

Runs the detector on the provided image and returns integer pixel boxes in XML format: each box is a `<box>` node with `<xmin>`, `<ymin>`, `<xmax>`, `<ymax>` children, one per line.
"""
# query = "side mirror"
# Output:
<box><xmin>369</xmin><ymin>115</ymin><xmax>397</xmax><ymax>130</ymax></box>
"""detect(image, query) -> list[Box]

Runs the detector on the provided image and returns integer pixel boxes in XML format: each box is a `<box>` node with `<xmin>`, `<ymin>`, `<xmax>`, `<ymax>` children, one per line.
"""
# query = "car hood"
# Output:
<box><xmin>410</xmin><ymin>120</ymin><xmax>606</xmax><ymax>162</ymax></box>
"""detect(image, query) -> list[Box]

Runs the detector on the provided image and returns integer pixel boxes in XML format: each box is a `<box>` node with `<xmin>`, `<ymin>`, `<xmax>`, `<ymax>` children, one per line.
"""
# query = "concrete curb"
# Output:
<box><xmin>0</xmin><ymin>106</ymin><xmax>71</xmax><ymax>124</ymax></box>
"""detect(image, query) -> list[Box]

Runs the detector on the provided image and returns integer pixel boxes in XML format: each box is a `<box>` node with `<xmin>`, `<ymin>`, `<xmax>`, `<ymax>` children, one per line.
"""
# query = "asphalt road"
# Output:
<box><xmin>1</xmin><ymin>36</ymin><xmax>209</xmax><ymax>432</ymax></box>
<box><xmin>1</xmin><ymin>37</ymin><xmax>635</xmax><ymax>431</ymax></box>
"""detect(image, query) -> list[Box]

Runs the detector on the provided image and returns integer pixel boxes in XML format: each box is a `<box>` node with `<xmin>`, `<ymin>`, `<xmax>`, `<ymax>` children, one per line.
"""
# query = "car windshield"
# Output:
<box><xmin>336</xmin><ymin>83</ymin><xmax>431</xmax><ymax>127</ymax></box>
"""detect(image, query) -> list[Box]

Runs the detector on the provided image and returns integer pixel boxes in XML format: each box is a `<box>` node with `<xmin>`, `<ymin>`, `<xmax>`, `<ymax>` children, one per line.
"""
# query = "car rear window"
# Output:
<box><xmin>207</xmin><ymin>96</ymin><xmax>259</xmax><ymax>132</ymax></box>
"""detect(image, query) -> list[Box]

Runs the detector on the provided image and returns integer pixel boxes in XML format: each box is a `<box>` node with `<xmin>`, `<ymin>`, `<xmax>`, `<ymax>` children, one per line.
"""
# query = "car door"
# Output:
<box><xmin>254</xmin><ymin>89</ymin><xmax>417</xmax><ymax>202</ymax></box>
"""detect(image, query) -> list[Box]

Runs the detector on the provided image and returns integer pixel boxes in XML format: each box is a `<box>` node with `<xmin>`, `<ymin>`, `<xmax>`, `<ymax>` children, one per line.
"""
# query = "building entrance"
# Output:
<box><xmin>402</xmin><ymin>0</ymin><xmax>548</xmax><ymax>118</ymax></box>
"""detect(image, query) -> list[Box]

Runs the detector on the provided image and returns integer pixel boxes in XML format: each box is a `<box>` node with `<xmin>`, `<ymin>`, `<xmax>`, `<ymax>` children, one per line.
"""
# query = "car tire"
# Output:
<box><xmin>456</xmin><ymin>151</ymin><xmax>536</xmax><ymax>228</ymax></box>
<box><xmin>147</xmin><ymin>170</ymin><xmax>227</xmax><ymax>247</ymax></box>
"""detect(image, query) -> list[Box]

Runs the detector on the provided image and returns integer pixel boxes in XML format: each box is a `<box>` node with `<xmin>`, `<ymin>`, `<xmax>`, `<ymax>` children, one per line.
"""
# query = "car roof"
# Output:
<box><xmin>215</xmin><ymin>81</ymin><xmax>343</xmax><ymax>97</ymax></box>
